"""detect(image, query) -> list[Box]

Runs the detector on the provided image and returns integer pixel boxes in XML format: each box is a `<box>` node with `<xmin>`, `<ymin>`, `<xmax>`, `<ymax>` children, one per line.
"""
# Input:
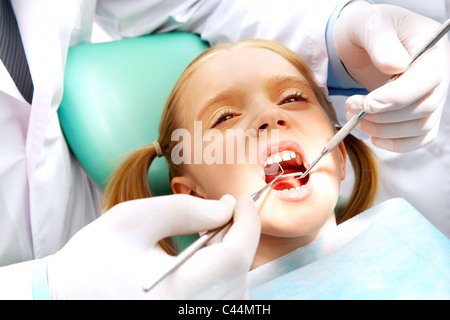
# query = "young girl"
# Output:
<box><xmin>103</xmin><ymin>38</ymin><xmax>378</xmax><ymax>254</ymax></box>
<box><xmin>103</xmin><ymin>39</ymin><xmax>449</xmax><ymax>299</ymax></box>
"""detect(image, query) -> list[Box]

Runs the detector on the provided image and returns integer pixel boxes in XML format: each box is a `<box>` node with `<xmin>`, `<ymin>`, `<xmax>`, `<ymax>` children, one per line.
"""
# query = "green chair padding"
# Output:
<box><xmin>59</xmin><ymin>33</ymin><xmax>209</xmax><ymax>251</ymax></box>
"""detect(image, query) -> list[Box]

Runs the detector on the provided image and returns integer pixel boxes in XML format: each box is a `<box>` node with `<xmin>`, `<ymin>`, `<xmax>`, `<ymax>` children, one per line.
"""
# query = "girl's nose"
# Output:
<box><xmin>253</xmin><ymin>106</ymin><xmax>289</xmax><ymax>132</ymax></box>
<box><xmin>258</xmin><ymin>119</ymin><xmax>287</xmax><ymax>131</ymax></box>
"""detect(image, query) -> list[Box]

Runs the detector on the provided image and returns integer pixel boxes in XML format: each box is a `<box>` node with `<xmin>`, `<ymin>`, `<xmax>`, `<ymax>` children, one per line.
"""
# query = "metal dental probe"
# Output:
<box><xmin>142</xmin><ymin>166</ymin><xmax>284</xmax><ymax>292</ymax></box>
<box><xmin>280</xmin><ymin>19</ymin><xmax>450</xmax><ymax>181</ymax></box>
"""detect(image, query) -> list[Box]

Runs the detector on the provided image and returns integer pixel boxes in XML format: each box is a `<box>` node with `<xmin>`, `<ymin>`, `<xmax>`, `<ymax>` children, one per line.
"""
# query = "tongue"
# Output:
<box><xmin>271</xmin><ymin>178</ymin><xmax>301</xmax><ymax>191</ymax></box>
<box><xmin>265</xmin><ymin>169</ymin><xmax>303</xmax><ymax>191</ymax></box>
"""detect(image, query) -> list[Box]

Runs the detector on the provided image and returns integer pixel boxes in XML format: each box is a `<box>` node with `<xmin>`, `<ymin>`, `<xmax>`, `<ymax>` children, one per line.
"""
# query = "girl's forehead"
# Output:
<box><xmin>203</xmin><ymin>47</ymin><xmax>298</xmax><ymax>73</ymax></box>
<box><xmin>188</xmin><ymin>47</ymin><xmax>308</xmax><ymax>91</ymax></box>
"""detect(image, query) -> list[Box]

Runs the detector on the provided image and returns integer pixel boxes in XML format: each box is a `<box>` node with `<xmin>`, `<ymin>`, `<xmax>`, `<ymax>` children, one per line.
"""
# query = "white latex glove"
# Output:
<box><xmin>47</xmin><ymin>194</ymin><xmax>260</xmax><ymax>299</ymax></box>
<box><xmin>333</xmin><ymin>1</ymin><xmax>450</xmax><ymax>152</ymax></box>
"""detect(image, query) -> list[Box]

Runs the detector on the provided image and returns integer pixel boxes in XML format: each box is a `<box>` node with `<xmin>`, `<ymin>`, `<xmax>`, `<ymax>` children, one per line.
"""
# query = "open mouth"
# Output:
<box><xmin>263</xmin><ymin>150</ymin><xmax>310</xmax><ymax>191</ymax></box>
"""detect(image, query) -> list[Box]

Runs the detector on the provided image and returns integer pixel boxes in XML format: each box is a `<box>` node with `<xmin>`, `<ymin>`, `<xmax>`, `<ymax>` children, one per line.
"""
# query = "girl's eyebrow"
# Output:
<box><xmin>266</xmin><ymin>75</ymin><xmax>310</xmax><ymax>90</ymax></box>
<box><xmin>198</xmin><ymin>89</ymin><xmax>236</xmax><ymax>119</ymax></box>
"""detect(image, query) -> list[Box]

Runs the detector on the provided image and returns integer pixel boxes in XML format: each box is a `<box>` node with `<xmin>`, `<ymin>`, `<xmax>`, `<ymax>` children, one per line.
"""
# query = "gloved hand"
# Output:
<box><xmin>47</xmin><ymin>194</ymin><xmax>260</xmax><ymax>299</ymax></box>
<box><xmin>333</xmin><ymin>1</ymin><xmax>450</xmax><ymax>152</ymax></box>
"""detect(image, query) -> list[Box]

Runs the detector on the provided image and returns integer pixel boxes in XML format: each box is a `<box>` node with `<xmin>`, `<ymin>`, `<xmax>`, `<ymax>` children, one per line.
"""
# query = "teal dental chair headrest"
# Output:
<box><xmin>59</xmin><ymin>33</ymin><xmax>209</xmax><ymax>196</ymax></box>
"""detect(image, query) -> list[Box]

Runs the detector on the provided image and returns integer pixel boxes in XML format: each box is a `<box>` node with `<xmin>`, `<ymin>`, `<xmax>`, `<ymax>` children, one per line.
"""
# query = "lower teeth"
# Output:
<box><xmin>280</xmin><ymin>185</ymin><xmax>305</xmax><ymax>192</ymax></box>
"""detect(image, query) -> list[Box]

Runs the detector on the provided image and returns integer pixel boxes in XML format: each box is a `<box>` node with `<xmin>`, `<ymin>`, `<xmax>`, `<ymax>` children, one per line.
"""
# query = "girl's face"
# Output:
<box><xmin>171</xmin><ymin>47</ymin><xmax>346</xmax><ymax>253</ymax></box>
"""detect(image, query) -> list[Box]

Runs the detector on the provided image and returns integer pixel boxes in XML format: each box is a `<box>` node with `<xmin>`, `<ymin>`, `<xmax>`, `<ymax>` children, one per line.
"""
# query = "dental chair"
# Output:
<box><xmin>58</xmin><ymin>33</ymin><xmax>209</xmax><ymax>251</ymax></box>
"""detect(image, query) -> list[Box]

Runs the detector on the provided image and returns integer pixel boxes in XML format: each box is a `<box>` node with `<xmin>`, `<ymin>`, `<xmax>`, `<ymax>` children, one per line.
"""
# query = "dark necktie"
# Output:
<box><xmin>0</xmin><ymin>0</ymin><xmax>34</xmax><ymax>104</ymax></box>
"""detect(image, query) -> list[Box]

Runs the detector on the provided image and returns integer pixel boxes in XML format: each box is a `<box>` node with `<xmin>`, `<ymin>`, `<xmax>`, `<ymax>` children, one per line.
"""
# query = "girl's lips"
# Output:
<box><xmin>256</xmin><ymin>139</ymin><xmax>314</xmax><ymax>202</ymax></box>
<box><xmin>260</xmin><ymin>139</ymin><xmax>311</xmax><ymax>194</ymax></box>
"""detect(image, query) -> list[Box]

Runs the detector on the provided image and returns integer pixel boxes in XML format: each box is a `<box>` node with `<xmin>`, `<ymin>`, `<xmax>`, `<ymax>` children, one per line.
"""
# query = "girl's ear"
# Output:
<box><xmin>338</xmin><ymin>141</ymin><xmax>347</xmax><ymax>180</ymax></box>
<box><xmin>171</xmin><ymin>175</ymin><xmax>208</xmax><ymax>199</ymax></box>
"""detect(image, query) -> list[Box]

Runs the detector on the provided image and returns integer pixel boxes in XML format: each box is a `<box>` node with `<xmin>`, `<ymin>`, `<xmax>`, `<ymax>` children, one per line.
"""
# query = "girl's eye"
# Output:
<box><xmin>211</xmin><ymin>109</ymin><xmax>238</xmax><ymax>128</ymax></box>
<box><xmin>281</xmin><ymin>91</ymin><xmax>308</xmax><ymax>104</ymax></box>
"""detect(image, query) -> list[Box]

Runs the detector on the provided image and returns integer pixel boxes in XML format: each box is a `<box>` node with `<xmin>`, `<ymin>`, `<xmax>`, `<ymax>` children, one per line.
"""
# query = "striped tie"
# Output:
<box><xmin>0</xmin><ymin>0</ymin><xmax>34</xmax><ymax>104</ymax></box>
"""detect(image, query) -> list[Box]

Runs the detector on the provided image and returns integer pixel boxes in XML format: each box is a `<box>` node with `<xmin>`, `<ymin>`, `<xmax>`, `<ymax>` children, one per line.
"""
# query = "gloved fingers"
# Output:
<box><xmin>348</xmin><ymin>93</ymin><xmax>443</xmax><ymax>138</ymax></box>
<box><xmin>344</xmin><ymin>37</ymin><xmax>448</xmax><ymax>153</ymax></box>
<box><xmin>332</xmin><ymin>3</ymin><xmax>412</xmax><ymax>90</ymax></box>
<box><xmin>199</xmin><ymin>194</ymin><xmax>259</xmax><ymax>247</ymax></box>
<box><xmin>347</xmin><ymin>93</ymin><xmax>437</xmax><ymax>124</ymax></box>
<box><xmin>334</xmin><ymin>3</ymin><xmax>449</xmax><ymax>94</ymax></box>
<box><xmin>105</xmin><ymin>194</ymin><xmax>234</xmax><ymax>247</ymax></box>
<box><xmin>347</xmin><ymin>78</ymin><xmax>447</xmax><ymax>124</ymax></box>
<box><xmin>221</xmin><ymin>194</ymin><xmax>261</xmax><ymax>249</ymax></box>
<box><xmin>375</xmin><ymin>55</ymin><xmax>444</xmax><ymax>114</ymax></box>
<box><xmin>370</xmin><ymin>122</ymin><xmax>440</xmax><ymax>153</ymax></box>
<box><xmin>356</xmin><ymin>111</ymin><xmax>440</xmax><ymax>139</ymax></box>
<box><xmin>48</xmin><ymin>194</ymin><xmax>241</xmax><ymax>299</ymax></box>
<box><xmin>180</xmin><ymin>194</ymin><xmax>259</xmax><ymax>275</ymax></box>
<box><xmin>198</xmin><ymin>193</ymin><xmax>236</xmax><ymax>245</ymax></box>
<box><xmin>164</xmin><ymin>245</ymin><xmax>251</xmax><ymax>299</ymax></box>
<box><xmin>359</xmin><ymin>6</ymin><xmax>446</xmax><ymax>78</ymax></box>
<box><xmin>163</xmin><ymin>195</ymin><xmax>260</xmax><ymax>299</ymax></box>
<box><xmin>360</xmin><ymin>11</ymin><xmax>412</xmax><ymax>76</ymax></box>
<box><xmin>347</xmin><ymin>52</ymin><xmax>445</xmax><ymax>116</ymax></box>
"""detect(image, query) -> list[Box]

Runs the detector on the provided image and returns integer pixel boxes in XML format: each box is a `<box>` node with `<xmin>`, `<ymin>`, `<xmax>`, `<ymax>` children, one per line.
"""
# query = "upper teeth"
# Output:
<box><xmin>264</xmin><ymin>150</ymin><xmax>297</xmax><ymax>167</ymax></box>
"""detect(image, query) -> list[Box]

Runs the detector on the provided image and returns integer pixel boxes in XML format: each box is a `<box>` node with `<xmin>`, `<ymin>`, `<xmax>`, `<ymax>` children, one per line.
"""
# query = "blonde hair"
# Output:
<box><xmin>103</xmin><ymin>39</ymin><xmax>379</xmax><ymax>253</ymax></box>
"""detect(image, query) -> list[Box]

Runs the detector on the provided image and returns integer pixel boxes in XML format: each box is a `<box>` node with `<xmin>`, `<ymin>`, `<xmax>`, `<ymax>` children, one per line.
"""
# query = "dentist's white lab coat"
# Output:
<box><xmin>0</xmin><ymin>0</ymin><xmax>448</xmax><ymax>298</ymax></box>
<box><xmin>0</xmin><ymin>0</ymin><xmax>101</xmax><ymax>268</ymax></box>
